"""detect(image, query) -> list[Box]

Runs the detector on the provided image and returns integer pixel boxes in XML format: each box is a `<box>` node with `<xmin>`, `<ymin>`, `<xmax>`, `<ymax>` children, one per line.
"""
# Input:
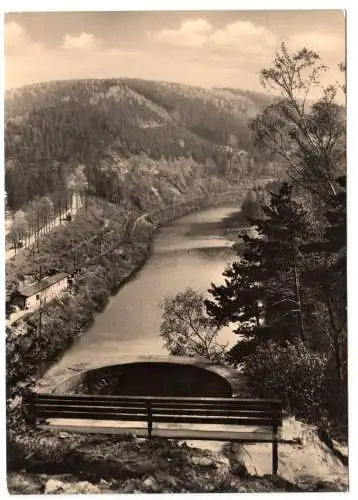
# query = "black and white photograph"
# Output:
<box><xmin>4</xmin><ymin>6</ymin><xmax>349</xmax><ymax>494</ymax></box>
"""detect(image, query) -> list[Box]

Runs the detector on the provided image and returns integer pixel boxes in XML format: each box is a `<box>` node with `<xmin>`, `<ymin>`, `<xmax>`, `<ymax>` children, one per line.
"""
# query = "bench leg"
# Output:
<box><xmin>146</xmin><ymin>401</ymin><xmax>152</xmax><ymax>439</ymax></box>
<box><xmin>272</xmin><ymin>439</ymin><xmax>278</xmax><ymax>475</ymax></box>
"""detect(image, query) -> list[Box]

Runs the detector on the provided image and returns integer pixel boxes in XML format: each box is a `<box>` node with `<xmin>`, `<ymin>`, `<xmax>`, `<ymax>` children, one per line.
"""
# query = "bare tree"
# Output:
<box><xmin>251</xmin><ymin>42</ymin><xmax>345</xmax><ymax>202</ymax></box>
<box><xmin>38</xmin><ymin>196</ymin><xmax>54</xmax><ymax>233</ymax></box>
<box><xmin>10</xmin><ymin>210</ymin><xmax>27</xmax><ymax>250</ymax></box>
<box><xmin>160</xmin><ymin>288</ymin><xmax>227</xmax><ymax>362</ymax></box>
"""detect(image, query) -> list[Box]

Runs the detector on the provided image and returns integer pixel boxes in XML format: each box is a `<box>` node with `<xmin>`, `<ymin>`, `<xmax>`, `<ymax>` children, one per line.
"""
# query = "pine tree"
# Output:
<box><xmin>205</xmin><ymin>183</ymin><xmax>312</xmax><ymax>363</ymax></box>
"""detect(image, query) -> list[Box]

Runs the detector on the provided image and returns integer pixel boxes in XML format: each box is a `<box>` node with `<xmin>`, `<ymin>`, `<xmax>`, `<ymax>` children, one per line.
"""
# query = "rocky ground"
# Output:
<box><xmin>6</xmin><ymin>417</ymin><xmax>348</xmax><ymax>494</ymax></box>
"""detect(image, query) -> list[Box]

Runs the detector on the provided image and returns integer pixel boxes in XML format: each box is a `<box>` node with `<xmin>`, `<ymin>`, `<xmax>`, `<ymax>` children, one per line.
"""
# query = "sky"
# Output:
<box><xmin>4</xmin><ymin>10</ymin><xmax>346</xmax><ymax>96</ymax></box>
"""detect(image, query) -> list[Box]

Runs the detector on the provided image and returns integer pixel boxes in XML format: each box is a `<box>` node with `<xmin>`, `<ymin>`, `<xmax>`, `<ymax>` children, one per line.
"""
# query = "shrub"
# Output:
<box><xmin>244</xmin><ymin>340</ymin><xmax>328</xmax><ymax>423</ymax></box>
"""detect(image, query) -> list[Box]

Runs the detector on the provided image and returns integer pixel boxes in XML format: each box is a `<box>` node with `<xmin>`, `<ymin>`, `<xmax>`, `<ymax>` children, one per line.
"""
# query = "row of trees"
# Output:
<box><xmin>8</xmin><ymin>165</ymin><xmax>88</xmax><ymax>251</ymax></box>
<box><xmin>160</xmin><ymin>43</ymin><xmax>346</xmax><ymax>429</ymax></box>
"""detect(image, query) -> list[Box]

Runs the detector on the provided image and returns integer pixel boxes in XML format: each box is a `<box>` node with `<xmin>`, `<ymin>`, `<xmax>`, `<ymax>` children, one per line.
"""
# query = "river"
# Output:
<box><xmin>47</xmin><ymin>203</ymin><xmax>244</xmax><ymax>374</ymax></box>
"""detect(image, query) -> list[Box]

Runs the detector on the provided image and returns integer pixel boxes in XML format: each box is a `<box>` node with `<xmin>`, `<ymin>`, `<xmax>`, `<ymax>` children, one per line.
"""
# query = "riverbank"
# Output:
<box><xmin>7</xmin><ymin>181</ymin><xmax>270</xmax><ymax>407</ymax></box>
<box><xmin>5</xmin><ymin>183</ymin><xmax>264</xmax><ymax>484</ymax></box>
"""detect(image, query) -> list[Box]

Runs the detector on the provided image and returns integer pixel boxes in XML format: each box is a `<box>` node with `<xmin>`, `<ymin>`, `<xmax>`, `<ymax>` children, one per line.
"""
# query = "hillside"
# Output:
<box><xmin>5</xmin><ymin>78</ymin><xmax>281</xmax><ymax>211</ymax></box>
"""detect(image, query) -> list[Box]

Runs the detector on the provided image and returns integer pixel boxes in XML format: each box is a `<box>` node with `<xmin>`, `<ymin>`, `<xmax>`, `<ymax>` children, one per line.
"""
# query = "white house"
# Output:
<box><xmin>11</xmin><ymin>272</ymin><xmax>70</xmax><ymax>311</ymax></box>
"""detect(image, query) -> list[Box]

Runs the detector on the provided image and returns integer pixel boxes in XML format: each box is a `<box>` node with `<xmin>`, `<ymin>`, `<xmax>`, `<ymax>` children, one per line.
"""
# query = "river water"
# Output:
<box><xmin>49</xmin><ymin>204</ymin><xmax>244</xmax><ymax>373</ymax></box>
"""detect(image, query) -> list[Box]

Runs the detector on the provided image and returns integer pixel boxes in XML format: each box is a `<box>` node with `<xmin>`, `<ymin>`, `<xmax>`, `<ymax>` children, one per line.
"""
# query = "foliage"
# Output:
<box><xmin>206</xmin><ymin>183</ymin><xmax>313</xmax><ymax>360</ymax></box>
<box><xmin>240</xmin><ymin>180</ymin><xmax>282</xmax><ymax>221</ymax></box>
<box><xmin>301</xmin><ymin>175</ymin><xmax>347</xmax><ymax>384</ymax></box>
<box><xmin>5</xmin><ymin>78</ymin><xmax>283</xmax><ymax>211</ymax></box>
<box><xmin>204</xmin><ymin>45</ymin><xmax>347</xmax><ymax>432</ymax></box>
<box><xmin>160</xmin><ymin>288</ymin><xmax>227</xmax><ymax>362</ymax></box>
<box><xmin>244</xmin><ymin>340</ymin><xmax>328</xmax><ymax>423</ymax></box>
<box><xmin>251</xmin><ymin>42</ymin><xmax>346</xmax><ymax>203</ymax></box>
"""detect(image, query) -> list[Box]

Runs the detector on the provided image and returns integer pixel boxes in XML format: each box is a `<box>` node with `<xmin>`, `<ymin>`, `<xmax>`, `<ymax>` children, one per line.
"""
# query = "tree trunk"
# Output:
<box><xmin>332</xmin><ymin>334</ymin><xmax>343</xmax><ymax>385</ymax></box>
<box><xmin>293</xmin><ymin>247</ymin><xmax>305</xmax><ymax>342</ymax></box>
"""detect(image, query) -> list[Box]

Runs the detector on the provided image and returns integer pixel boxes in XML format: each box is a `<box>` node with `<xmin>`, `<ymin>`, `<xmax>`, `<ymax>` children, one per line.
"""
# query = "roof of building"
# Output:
<box><xmin>14</xmin><ymin>272</ymin><xmax>69</xmax><ymax>298</ymax></box>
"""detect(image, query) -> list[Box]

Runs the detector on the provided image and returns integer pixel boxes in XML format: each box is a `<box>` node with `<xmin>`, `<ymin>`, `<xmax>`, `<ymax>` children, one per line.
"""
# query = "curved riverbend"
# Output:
<box><xmin>41</xmin><ymin>203</ymin><xmax>244</xmax><ymax>388</ymax></box>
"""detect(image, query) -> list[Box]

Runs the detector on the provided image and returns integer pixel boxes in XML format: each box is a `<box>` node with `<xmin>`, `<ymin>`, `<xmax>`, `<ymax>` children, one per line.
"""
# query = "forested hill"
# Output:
<box><xmin>5</xmin><ymin>78</ymin><xmax>280</xmax><ymax>211</ymax></box>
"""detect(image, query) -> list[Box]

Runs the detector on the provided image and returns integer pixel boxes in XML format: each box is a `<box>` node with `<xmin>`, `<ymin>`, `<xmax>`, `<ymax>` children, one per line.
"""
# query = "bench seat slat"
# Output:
<box><xmin>34</xmin><ymin>409</ymin><xmax>276</xmax><ymax>427</ymax></box>
<box><xmin>151</xmin><ymin>429</ymin><xmax>278</xmax><ymax>442</ymax></box>
<box><xmin>34</xmin><ymin>404</ymin><xmax>147</xmax><ymax>414</ymax></box>
<box><xmin>33</xmin><ymin>394</ymin><xmax>281</xmax><ymax>406</ymax></box>
<box><xmin>35</xmin><ymin>410</ymin><xmax>150</xmax><ymax>422</ymax></box>
<box><xmin>32</xmin><ymin>403</ymin><xmax>276</xmax><ymax>419</ymax></box>
<box><xmin>38</xmin><ymin>424</ymin><xmax>149</xmax><ymax>437</ymax></box>
<box><xmin>38</xmin><ymin>423</ymin><xmax>280</xmax><ymax>442</ymax></box>
<box><xmin>152</xmin><ymin>415</ymin><xmax>275</xmax><ymax>426</ymax></box>
<box><xmin>33</xmin><ymin>402</ymin><xmax>276</xmax><ymax>413</ymax></box>
<box><xmin>32</xmin><ymin>398</ymin><xmax>279</xmax><ymax>412</ymax></box>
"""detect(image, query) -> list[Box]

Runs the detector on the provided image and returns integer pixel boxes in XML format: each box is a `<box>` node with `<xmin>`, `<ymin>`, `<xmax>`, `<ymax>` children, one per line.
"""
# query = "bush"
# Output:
<box><xmin>244</xmin><ymin>340</ymin><xmax>328</xmax><ymax>423</ymax></box>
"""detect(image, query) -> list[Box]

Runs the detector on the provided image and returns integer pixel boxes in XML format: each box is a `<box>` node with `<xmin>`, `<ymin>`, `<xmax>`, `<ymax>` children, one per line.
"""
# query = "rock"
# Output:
<box><xmin>9</xmin><ymin>395</ymin><xmax>22</xmax><ymax>410</ymax></box>
<box><xmin>68</xmin><ymin>481</ymin><xmax>101</xmax><ymax>494</ymax></box>
<box><xmin>230</xmin><ymin>444</ymin><xmax>259</xmax><ymax>476</ymax></box>
<box><xmin>44</xmin><ymin>479</ymin><xmax>64</xmax><ymax>494</ymax></box>
<box><xmin>229</xmin><ymin>419</ymin><xmax>348</xmax><ymax>490</ymax></box>
<box><xmin>99</xmin><ymin>478</ymin><xmax>110</xmax><ymax>486</ymax></box>
<box><xmin>215</xmin><ymin>454</ymin><xmax>231</xmax><ymax>473</ymax></box>
<box><xmin>44</xmin><ymin>479</ymin><xmax>101</xmax><ymax>494</ymax></box>
<box><xmin>191</xmin><ymin>456</ymin><xmax>216</xmax><ymax>467</ymax></box>
<box><xmin>142</xmin><ymin>476</ymin><xmax>157</xmax><ymax>490</ymax></box>
<box><xmin>7</xmin><ymin>473</ymin><xmax>42</xmax><ymax>495</ymax></box>
<box><xmin>58</xmin><ymin>432</ymin><xmax>71</xmax><ymax>439</ymax></box>
<box><xmin>122</xmin><ymin>482</ymin><xmax>137</xmax><ymax>493</ymax></box>
<box><xmin>16</xmin><ymin>381</ymin><xmax>28</xmax><ymax>389</ymax></box>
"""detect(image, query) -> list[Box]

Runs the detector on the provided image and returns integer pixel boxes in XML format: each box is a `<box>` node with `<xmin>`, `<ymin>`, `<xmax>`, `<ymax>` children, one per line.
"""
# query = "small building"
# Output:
<box><xmin>10</xmin><ymin>272</ymin><xmax>70</xmax><ymax>311</ymax></box>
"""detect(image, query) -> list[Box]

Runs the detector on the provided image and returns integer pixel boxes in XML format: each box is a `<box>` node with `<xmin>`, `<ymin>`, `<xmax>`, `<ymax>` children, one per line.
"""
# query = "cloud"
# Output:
<box><xmin>210</xmin><ymin>21</ymin><xmax>277</xmax><ymax>54</ymax></box>
<box><xmin>62</xmin><ymin>32</ymin><xmax>100</xmax><ymax>51</ymax></box>
<box><xmin>151</xmin><ymin>18</ymin><xmax>213</xmax><ymax>48</ymax></box>
<box><xmin>288</xmin><ymin>31</ymin><xmax>345</xmax><ymax>54</ymax></box>
<box><xmin>5</xmin><ymin>21</ymin><xmax>31</xmax><ymax>51</ymax></box>
<box><xmin>5</xmin><ymin>22</ymin><xmax>139</xmax><ymax>89</ymax></box>
<box><xmin>150</xmin><ymin>18</ymin><xmax>278</xmax><ymax>59</ymax></box>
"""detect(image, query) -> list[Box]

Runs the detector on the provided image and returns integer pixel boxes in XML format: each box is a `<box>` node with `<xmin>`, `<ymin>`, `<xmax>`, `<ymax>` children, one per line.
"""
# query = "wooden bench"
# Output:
<box><xmin>22</xmin><ymin>393</ymin><xmax>282</xmax><ymax>475</ymax></box>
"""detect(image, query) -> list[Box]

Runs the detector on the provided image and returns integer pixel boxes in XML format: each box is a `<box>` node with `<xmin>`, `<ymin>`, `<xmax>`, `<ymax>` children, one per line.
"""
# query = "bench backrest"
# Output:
<box><xmin>24</xmin><ymin>393</ymin><xmax>282</xmax><ymax>428</ymax></box>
